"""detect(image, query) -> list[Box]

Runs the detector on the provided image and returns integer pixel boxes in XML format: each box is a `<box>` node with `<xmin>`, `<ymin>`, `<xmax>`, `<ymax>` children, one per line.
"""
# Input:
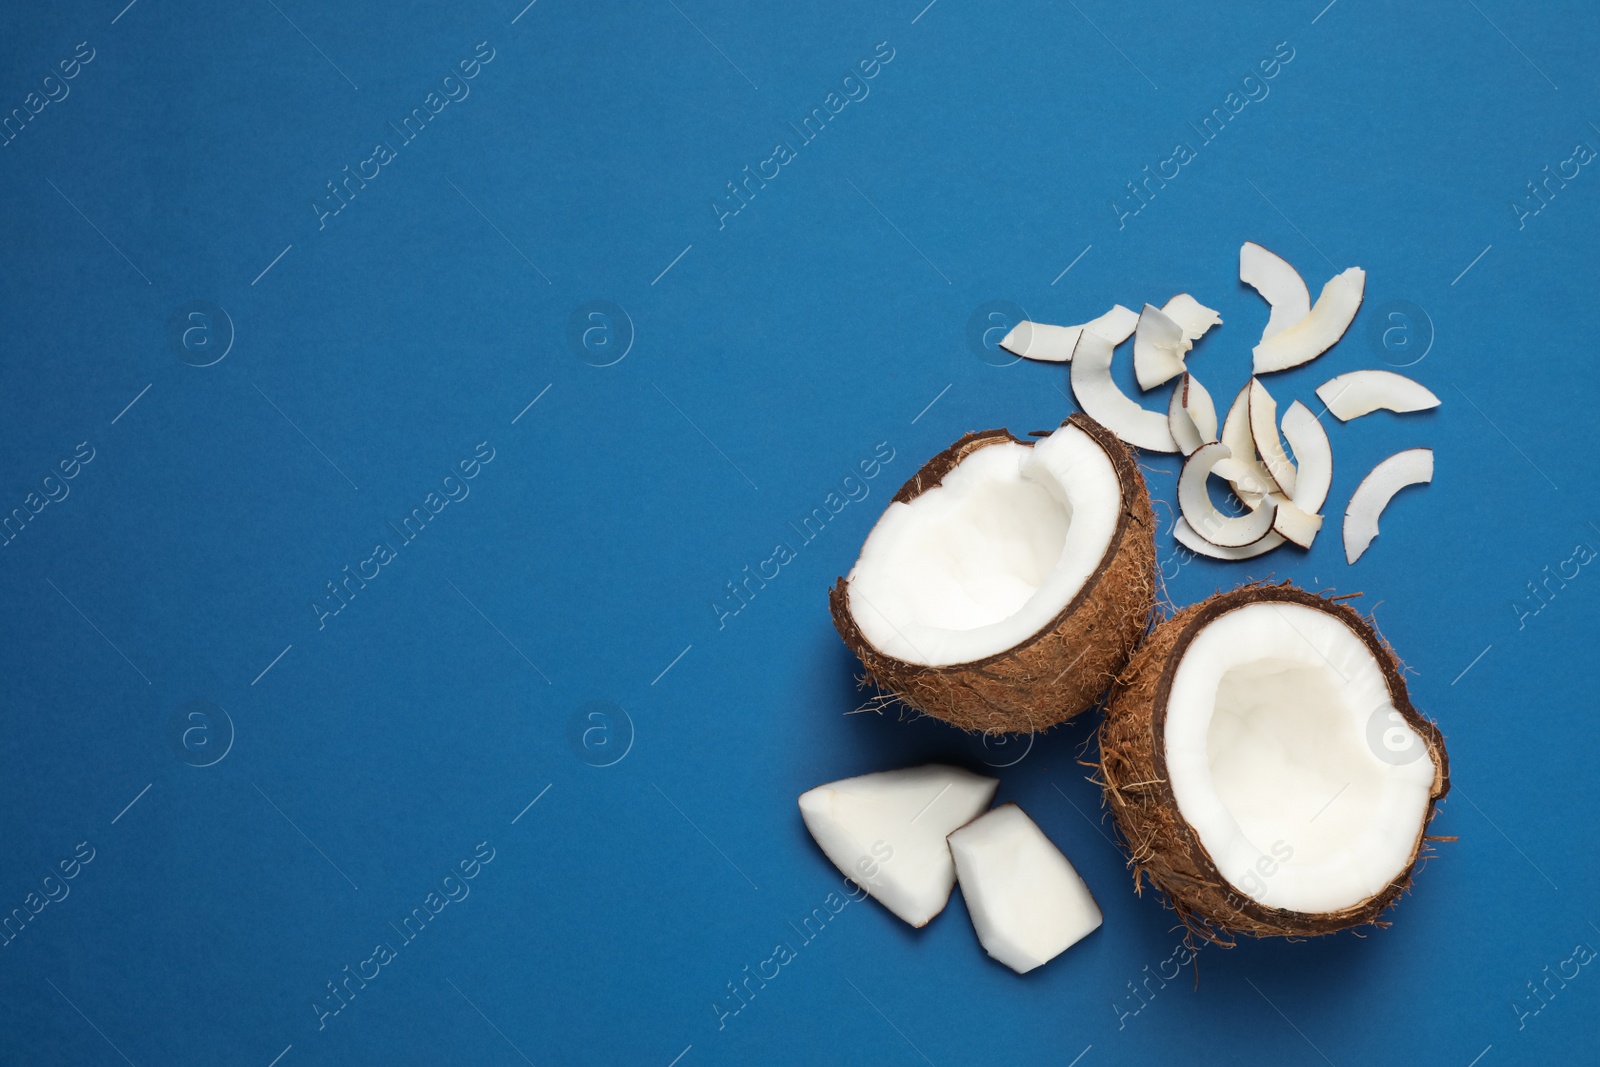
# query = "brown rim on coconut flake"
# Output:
<box><xmin>1098</xmin><ymin>581</ymin><xmax>1450</xmax><ymax>943</ymax></box>
<box><xmin>830</xmin><ymin>414</ymin><xmax>1157</xmax><ymax>736</ymax></box>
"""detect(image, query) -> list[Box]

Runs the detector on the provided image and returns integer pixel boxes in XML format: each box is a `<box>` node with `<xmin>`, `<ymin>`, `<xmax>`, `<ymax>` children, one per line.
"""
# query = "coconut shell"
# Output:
<box><xmin>1098</xmin><ymin>581</ymin><xmax>1450</xmax><ymax>942</ymax></box>
<box><xmin>830</xmin><ymin>414</ymin><xmax>1157</xmax><ymax>735</ymax></box>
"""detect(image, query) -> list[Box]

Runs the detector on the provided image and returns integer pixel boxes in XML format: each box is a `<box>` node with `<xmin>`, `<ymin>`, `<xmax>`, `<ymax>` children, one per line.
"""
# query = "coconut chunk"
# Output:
<box><xmin>1279</xmin><ymin>401</ymin><xmax>1332</xmax><ymax>513</ymax></box>
<box><xmin>999</xmin><ymin>305</ymin><xmax>1139</xmax><ymax>362</ymax></box>
<box><xmin>1240</xmin><ymin>241</ymin><xmax>1311</xmax><ymax>341</ymax></box>
<box><xmin>1133</xmin><ymin>303</ymin><xmax>1192</xmax><ymax>391</ymax></box>
<box><xmin>1071</xmin><ymin>331</ymin><xmax>1179</xmax><ymax>453</ymax></box>
<box><xmin>1344</xmin><ymin>448</ymin><xmax>1433</xmax><ymax>564</ymax></box>
<box><xmin>1179</xmin><ymin>443</ymin><xmax>1278</xmax><ymax>548</ymax></box>
<box><xmin>1247</xmin><ymin>378</ymin><xmax>1296</xmax><ymax>497</ymax></box>
<box><xmin>1161</xmin><ymin>293</ymin><xmax>1222</xmax><ymax>342</ymax></box>
<box><xmin>799</xmin><ymin>765</ymin><xmax>999</xmax><ymax>927</ymax></box>
<box><xmin>1315</xmin><ymin>370</ymin><xmax>1441</xmax><ymax>422</ymax></box>
<box><xmin>1167</xmin><ymin>373</ymin><xmax>1218</xmax><ymax>456</ymax></box>
<box><xmin>1252</xmin><ymin>267</ymin><xmax>1366</xmax><ymax>375</ymax></box>
<box><xmin>948</xmin><ymin>803</ymin><xmax>1102</xmax><ymax>973</ymax></box>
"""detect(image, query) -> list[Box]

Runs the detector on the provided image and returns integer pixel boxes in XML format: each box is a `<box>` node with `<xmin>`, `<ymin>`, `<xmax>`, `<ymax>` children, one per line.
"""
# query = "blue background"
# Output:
<box><xmin>1</xmin><ymin>1</ymin><xmax>1596</xmax><ymax>1064</ymax></box>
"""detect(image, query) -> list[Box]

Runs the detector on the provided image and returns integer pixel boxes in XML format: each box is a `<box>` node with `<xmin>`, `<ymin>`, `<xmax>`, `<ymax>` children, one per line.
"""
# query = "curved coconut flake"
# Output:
<box><xmin>1315</xmin><ymin>370</ymin><xmax>1441</xmax><ymax>422</ymax></box>
<box><xmin>1161</xmin><ymin>294</ymin><xmax>1222</xmax><ymax>342</ymax></box>
<box><xmin>1240</xmin><ymin>241</ymin><xmax>1311</xmax><ymax>341</ymax></box>
<box><xmin>1269</xmin><ymin>495</ymin><xmax>1323</xmax><ymax>548</ymax></box>
<box><xmin>1280</xmin><ymin>401</ymin><xmax>1332</xmax><ymax>514</ymax></box>
<box><xmin>1344</xmin><ymin>448</ymin><xmax>1433</xmax><ymax>564</ymax></box>
<box><xmin>1134</xmin><ymin>303</ymin><xmax>1191</xmax><ymax>391</ymax></box>
<box><xmin>1167</xmin><ymin>373</ymin><xmax>1218</xmax><ymax>456</ymax></box>
<box><xmin>1071</xmin><ymin>331</ymin><xmax>1179</xmax><ymax>452</ymax></box>
<box><xmin>1252</xmin><ymin>267</ymin><xmax>1366</xmax><ymax>375</ymax></box>
<box><xmin>1217</xmin><ymin>384</ymin><xmax>1274</xmax><ymax>501</ymax></box>
<box><xmin>999</xmin><ymin>304</ymin><xmax>1139</xmax><ymax>362</ymax></box>
<box><xmin>1179</xmin><ymin>443</ymin><xmax>1279</xmax><ymax>548</ymax></box>
<box><xmin>1174</xmin><ymin>517</ymin><xmax>1285</xmax><ymax>560</ymax></box>
<box><xmin>1247</xmin><ymin>378</ymin><xmax>1296</xmax><ymax>498</ymax></box>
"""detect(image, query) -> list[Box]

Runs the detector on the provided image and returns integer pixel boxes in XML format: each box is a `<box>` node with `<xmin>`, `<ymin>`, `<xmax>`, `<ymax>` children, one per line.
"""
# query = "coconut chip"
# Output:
<box><xmin>1240</xmin><ymin>241</ymin><xmax>1311</xmax><ymax>341</ymax></box>
<box><xmin>1252</xmin><ymin>267</ymin><xmax>1365</xmax><ymax>375</ymax></box>
<box><xmin>1070</xmin><ymin>331</ymin><xmax>1179</xmax><ymax>453</ymax></box>
<box><xmin>1315</xmin><ymin>370</ymin><xmax>1441</xmax><ymax>422</ymax></box>
<box><xmin>1344</xmin><ymin>448</ymin><xmax>1433</xmax><ymax>564</ymax></box>
<box><xmin>999</xmin><ymin>305</ymin><xmax>1139</xmax><ymax>362</ymax></box>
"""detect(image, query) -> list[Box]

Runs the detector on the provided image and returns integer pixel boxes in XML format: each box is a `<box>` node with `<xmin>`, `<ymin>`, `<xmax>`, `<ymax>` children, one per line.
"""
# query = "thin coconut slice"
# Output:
<box><xmin>1344</xmin><ymin>448</ymin><xmax>1433</xmax><ymax>564</ymax></box>
<box><xmin>1100</xmin><ymin>583</ymin><xmax>1450</xmax><ymax>940</ymax></box>
<box><xmin>948</xmin><ymin>803</ymin><xmax>1102</xmax><ymax>973</ymax></box>
<box><xmin>832</xmin><ymin>415</ymin><xmax>1156</xmax><ymax>733</ymax></box>
<box><xmin>1215</xmin><ymin>384</ymin><xmax>1274</xmax><ymax>502</ymax></box>
<box><xmin>1174</xmin><ymin>518</ymin><xmax>1285</xmax><ymax>561</ymax></box>
<box><xmin>1161</xmin><ymin>294</ymin><xmax>1222</xmax><ymax>343</ymax></box>
<box><xmin>1072</xmin><ymin>331</ymin><xmax>1179</xmax><ymax>453</ymax></box>
<box><xmin>1252</xmin><ymin>267</ymin><xmax>1366</xmax><ymax>375</ymax></box>
<box><xmin>1247</xmin><ymin>378</ymin><xmax>1296</xmax><ymax>498</ymax></box>
<box><xmin>799</xmin><ymin>765</ymin><xmax>999</xmax><ymax>927</ymax></box>
<box><xmin>1279</xmin><ymin>401</ymin><xmax>1333</xmax><ymax>513</ymax></box>
<box><xmin>1269</xmin><ymin>495</ymin><xmax>1323</xmax><ymax>549</ymax></box>
<box><xmin>1240</xmin><ymin>241</ymin><xmax>1311</xmax><ymax>341</ymax></box>
<box><xmin>1167</xmin><ymin>373</ymin><xmax>1218</xmax><ymax>456</ymax></box>
<box><xmin>1315</xmin><ymin>370</ymin><xmax>1441</xmax><ymax>422</ymax></box>
<box><xmin>999</xmin><ymin>305</ymin><xmax>1139</xmax><ymax>362</ymax></box>
<box><xmin>1179</xmin><ymin>444</ymin><xmax>1279</xmax><ymax>548</ymax></box>
<box><xmin>1133</xmin><ymin>303</ymin><xmax>1192</xmax><ymax>391</ymax></box>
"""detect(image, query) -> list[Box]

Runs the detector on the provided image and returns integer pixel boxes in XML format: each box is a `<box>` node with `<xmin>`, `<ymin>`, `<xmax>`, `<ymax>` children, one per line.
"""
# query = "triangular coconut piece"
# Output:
<box><xmin>1161</xmin><ymin>293</ymin><xmax>1222</xmax><ymax>342</ymax></box>
<box><xmin>1239</xmin><ymin>241</ymin><xmax>1310</xmax><ymax>341</ymax></box>
<box><xmin>999</xmin><ymin>305</ymin><xmax>1139</xmax><ymax>362</ymax></box>
<box><xmin>1252</xmin><ymin>267</ymin><xmax>1365</xmax><ymax>375</ymax></box>
<box><xmin>799</xmin><ymin>764</ymin><xmax>998</xmax><ymax>927</ymax></box>
<box><xmin>948</xmin><ymin>803</ymin><xmax>1102</xmax><ymax>973</ymax></box>
<box><xmin>1133</xmin><ymin>303</ymin><xmax>1192</xmax><ymax>391</ymax></box>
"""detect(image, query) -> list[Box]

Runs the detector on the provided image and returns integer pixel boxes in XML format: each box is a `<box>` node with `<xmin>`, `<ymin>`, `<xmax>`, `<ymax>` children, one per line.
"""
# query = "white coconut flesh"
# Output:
<box><xmin>948</xmin><ymin>803</ymin><xmax>1102</xmax><ymax>973</ymax></box>
<box><xmin>1134</xmin><ymin>302</ymin><xmax>1193</xmax><ymax>391</ymax></box>
<box><xmin>1164</xmin><ymin>602</ymin><xmax>1438</xmax><ymax>914</ymax></box>
<box><xmin>845</xmin><ymin>423</ymin><xmax>1123</xmax><ymax>666</ymax></box>
<box><xmin>1071</xmin><ymin>331</ymin><xmax>1179</xmax><ymax>453</ymax></box>
<box><xmin>1168</xmin><ymin>373</ymin><xmax>1218</xmax><ymax>456</ymax></box>
<box><xmin>1344</xmin><ymin>448</ymin><xmax>1434</xmax><ymax>564</ymax></box>
<box><xmin>799</xmin><ymin>764</ymin><xmax>999</xmax><ymax>927</ymax></box>
<box><xmin>1239</xmin><ymin>241</ymin><xmax>1310</xmax><ymax>341</ymax></box>
<box><xmin>999</xmin><ymin>305</ymin><xmax>1139</xmax><ymax>362</ymax></box>
<box><xmin>1179</xmin><ymin>444</ymin><xmax>1278</xmax><ymax>549</ymax></box>
<box><xmin>1316</xmin><ymin>370</ymin><xmax>1441</xmax><ymax>421</ymax></box>
<box><xmin>1252</xmin><ymin>267</ymin><xmax>1366</xmax><ymax>375</ymax></box>
<box><xmin>1248</xmin><ymin>378</ymin><xmax>1297</xmax><ymax>497</ymax></box>
<box><xmin>1161</xmin><ymin>293</ymin><xmax>1222</xmax><ymax>342</ymax></box>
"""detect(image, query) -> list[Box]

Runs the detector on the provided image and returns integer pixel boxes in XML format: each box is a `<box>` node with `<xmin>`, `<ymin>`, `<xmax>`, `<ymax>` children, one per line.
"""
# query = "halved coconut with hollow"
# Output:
<box><xmin>1100</xmin><ymin>583</ymin><xmax>1449</xmax><ymax>941</ymax></box>
<box><xmin>830</xmin><ymin>414</ymin><xmax>1156</xmax><ymax>734</ymax></box>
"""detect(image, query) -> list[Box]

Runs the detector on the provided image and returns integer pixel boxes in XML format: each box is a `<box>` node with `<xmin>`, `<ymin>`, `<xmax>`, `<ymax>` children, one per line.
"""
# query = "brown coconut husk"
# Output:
<box><xmin>1098</xmin><ymin>581</ymin><xmax>1450</xmax><ymax>943</ymax></box>
<box><xmin>830</xmin><ymin>414</ymin><xmax>1157</xmax><ymax>735</ymax></box>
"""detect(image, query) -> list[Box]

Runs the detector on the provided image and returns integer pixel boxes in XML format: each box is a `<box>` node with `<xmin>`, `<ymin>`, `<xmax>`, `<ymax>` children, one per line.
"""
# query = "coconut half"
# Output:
<box><xmin>831</xmin><ymin>415</ymin><xmax>1156</xmax><ymax>734</ymax></box>
<box><xmin>1168</xmin><ymin>373</ymin><xmax>1218</xmax><ymax>456</ymax></box>
<box><xmin>1252</xmin><ymin>267</ymin><xmax>1366</xmax><ymax>375</ymax></box>
<box><xmin>948</xmin><ymin>803</ymin><xmax>1103</xmax><ymax>973</ymax></box>
<box><xmin>1316</xmin><ymin>370</ymin><xmax>1441</xmax><ymax>422</ymax></box>
<box><xmin>999</xmin><ymin>305</ymin><xmax>1139</xmax><ymax>363</ymax></box>
<box><xmin>1072</xmin><ymin>331</ymin><xmax>1180</xmax><ymax>453</ymax></box>
<box><xmin>1344</xmin><ymin>448</ymin><xmax>1433</xmax><ymax>564</ymax></box>
<box><xmin>1100</xmin><ymin>583</ymin><xmax>1450</xmax><ymax>940</ymax></box>
<box><xmin>799</xmin><ymin>764</ymin><xmax>999</xmax><ymax>927</ymax></box>
<box><xmin>1240</xmin><ymin>241</ymin><xmax>1310</xmax><ymax>341</ymax></box>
